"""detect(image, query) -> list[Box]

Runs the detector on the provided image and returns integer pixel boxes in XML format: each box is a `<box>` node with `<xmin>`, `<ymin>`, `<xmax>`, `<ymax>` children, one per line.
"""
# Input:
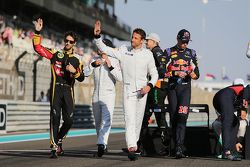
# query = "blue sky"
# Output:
<box><xmin>114</xmin><ymin>0</ymin><xmax>250</xmax><ymax>81</ymax></box>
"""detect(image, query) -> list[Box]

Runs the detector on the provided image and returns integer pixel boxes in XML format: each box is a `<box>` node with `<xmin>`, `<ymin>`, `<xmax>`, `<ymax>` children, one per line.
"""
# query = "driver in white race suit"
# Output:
<box><xmin>84</xmin><ymin>39</ymin><xmax>122</xmax><ymax>157</ymax></box>
<box><xmin>94</xmin><ymin>21</ymin><xmax>158</xmax><ymax>161</ymax></box>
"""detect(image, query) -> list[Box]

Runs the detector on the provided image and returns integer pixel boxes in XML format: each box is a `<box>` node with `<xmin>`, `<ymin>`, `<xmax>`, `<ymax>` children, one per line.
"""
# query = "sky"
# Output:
<box><xmin>114</xmin><ymin>0</ymin><xmax>250</xmax><ymax>82</ymax></box>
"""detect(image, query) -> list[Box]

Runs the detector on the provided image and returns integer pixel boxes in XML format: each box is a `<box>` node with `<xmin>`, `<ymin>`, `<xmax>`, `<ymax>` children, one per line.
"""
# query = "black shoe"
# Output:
<box><xmin>128</xmin><ymin>151</ymin><xmax>139</xmax><ymax>161</ymax></box>
<box><xmin>50</xmin><ymin>150</ymin><xmax>58</xmax><ymax>159</ymax></box>
<box><xmin>223</xmin><ymin>152</ymin><xmax>241</xmax><ymax>161</ymax></box>
<box><xmin>56</xmin><ymin>143</ymin><xmax>64</xmax><ymax>156</ymax></box>
<box><xmin>175</xmin><ymin>147</ymin><xmax>186</xmax><ymax>159</ymax></box>
<box><xmin>122</xmin><ymin>148</ymin><xmax>129</xmax><ymax>153</ymax></box>
<box><xmin>97</xmin><ymin>144</ymin><xmax>106</xmax><ymax>157</ymax></box>
<box><xmin>135</xmin><ymin>149</ymin><xmax>142</xmax><ymax>155</ymax></box>
<box><xmin>158</xmin><ymin>147</ymin><xmax>169</xmax><ymax>156</ymax></box>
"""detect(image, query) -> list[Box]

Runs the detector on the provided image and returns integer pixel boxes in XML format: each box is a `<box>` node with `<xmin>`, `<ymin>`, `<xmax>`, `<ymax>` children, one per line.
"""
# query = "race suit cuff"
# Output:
<box><xmin>73</xmin><ymin>71</ymin><xmax>80</xmax><ymax>78</ymax></box>
<box><xmin>147</xmin><ymin>83</ymin><xmax>153</xmax><ymax>89</ymax></box>
<box><xmin>94</xmin><ymin>34</ymin><xmax>101</xmax><ymax>39</ymax></box>
<box><xmin>237</xmin><ymin>136</ymin><xmax>244</xmax><ymax>144</ymax></box>
<box><xmin>108</xmin><ymin>66</ymin><xmax>114</xmax><ymax>71</ymax></box>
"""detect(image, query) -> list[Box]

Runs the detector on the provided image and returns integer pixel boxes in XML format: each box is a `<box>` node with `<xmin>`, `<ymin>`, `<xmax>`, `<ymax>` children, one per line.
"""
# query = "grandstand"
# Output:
<box><xmin>0</xmin><ymin>0</ymin><xmax>128</xmax><ymax>105</ymax></box>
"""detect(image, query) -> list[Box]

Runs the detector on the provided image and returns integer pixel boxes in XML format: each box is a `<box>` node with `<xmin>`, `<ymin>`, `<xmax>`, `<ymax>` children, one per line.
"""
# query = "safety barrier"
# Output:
<box><xmin>72</xmin><ymin>105</ymin><xmax>95</xmax><ymax>129</ymax></box>
<box><xmin>72</xmin><ymin>106</ymin><xmax>125</xmax><ymax>128</ymax></box>
<box><xmin>5</xmin><ymin>101</ymin><xmax>50</xmax><ymax>132</ymax></box>
<box><xmin>111</xmin><ymin>106</ymin><xmax>125</xmax><ymax>127</ymax></box>
<box><xmin>0</xmin><ymin>101</ymin><xmax>125</xmax><ymax>133</ymax></box>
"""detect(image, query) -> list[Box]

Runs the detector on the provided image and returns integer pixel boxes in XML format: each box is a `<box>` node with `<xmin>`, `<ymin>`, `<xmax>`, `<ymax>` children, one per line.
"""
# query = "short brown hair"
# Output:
<box><xmin>133</xmin><ymin>28</ymin><xmax>146</xmax><ymax>40</ymax></box>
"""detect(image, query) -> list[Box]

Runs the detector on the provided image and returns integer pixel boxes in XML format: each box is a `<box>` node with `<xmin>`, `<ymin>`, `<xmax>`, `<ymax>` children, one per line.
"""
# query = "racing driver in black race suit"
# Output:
<box><xmin>33</xmin><ymin>18</ymin><xmax>85</xmax><ymax>158</ymax></box>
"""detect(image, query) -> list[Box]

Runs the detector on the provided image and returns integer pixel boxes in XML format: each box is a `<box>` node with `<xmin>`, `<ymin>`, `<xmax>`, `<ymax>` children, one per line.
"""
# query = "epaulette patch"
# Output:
<box><xmin>171</xmin><ymin>54</ymin><xmax>177</xmax><ymax>58</ymax></box>
<box><xmin>171</xmin><ymin>51</ymin><xmax>177</xmax><ymax>55</ymax></box>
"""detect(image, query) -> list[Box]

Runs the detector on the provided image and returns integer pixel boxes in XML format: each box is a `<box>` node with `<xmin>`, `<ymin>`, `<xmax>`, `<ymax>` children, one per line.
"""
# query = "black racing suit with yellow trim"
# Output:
<box><xmin>163</xmin><ymin>45</ymin><xmax>199</xmax><ymax>151</ymax></box>
<box><xmin>33</xmin><ymin>32</ymin><xmax>85</xmax><ymax>150</ymax></box>
<box><xmin>139</xmin><ymin>46</ymin><xmax>169</xmax><ymax>151</ymax></box>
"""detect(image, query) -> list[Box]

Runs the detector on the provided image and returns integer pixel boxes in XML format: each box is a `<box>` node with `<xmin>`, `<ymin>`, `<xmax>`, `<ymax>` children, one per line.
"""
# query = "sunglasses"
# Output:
<box><xmin>64</xmin><ymin>39</ymin><xmax>75</xmax><ymax>44</ymax></box>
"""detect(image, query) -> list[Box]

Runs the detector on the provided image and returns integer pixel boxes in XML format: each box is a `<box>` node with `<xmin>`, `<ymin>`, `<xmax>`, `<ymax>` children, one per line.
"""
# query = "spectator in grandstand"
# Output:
<box><xmin>20</xmin><ymin>29</ymin><xmax>26</xmax><ymax>39</ymax></box>
<box><xmin>213</xmin><ymin>78</ymin><xmax>250</xmax><ymax>161</ymax></box>
<box><xmin>0</xmin><ymin>15</ymin><xmax>6</xmax><ymax>45</ymax></box>
<box><xmin>27</xmin><ymin>29</ymin><xmax>34</xmax><ymax>39</ymax></box>
<box><xmin>94</xmin><ymin>20</ymin><xmax>158</xmax><ymax>161</ymax></box>
<box><xmin>2</xmin><ymin>26</ymin><xmax>13</xmax><ymax>47</ymax></box>
<box><xmin>0</xmin><ymin>15</ymin><xmax>5</xmax><ymax>31</ymax></box>
<box><xmin>76</xmin><ymin>47</ymin><xmax>84</xmax><ymax>57</ymax></box>
<box><xmin>37</xmin><ymin>91</ymin><xmax>48</xmax><ymax>102</ymax></box>
<box><xmin>84</xmin><ymin>39</ymin><xmax>122</xmax><ymax>157</ymax></box>
<box><xmin>32</xmin><ymin>18</ymin><xmax>85</xmax><ymax>159</ymax></box>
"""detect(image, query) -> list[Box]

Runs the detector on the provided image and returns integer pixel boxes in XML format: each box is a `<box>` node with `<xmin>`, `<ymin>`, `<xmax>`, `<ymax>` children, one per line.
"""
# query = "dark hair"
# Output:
<box><xmin>64</xmin><ymin>31</ymin><xmax>78</xmax><ymax>42</ymax></box>
<box><xmin>133</xmin><ymin>28</ymin><xmax>146</xmax><ymax>40</ymax></box>
<box><xmin>33</xmin><ymin>14</ymin><xmax>42</xmax><ymax>22</ymax></box>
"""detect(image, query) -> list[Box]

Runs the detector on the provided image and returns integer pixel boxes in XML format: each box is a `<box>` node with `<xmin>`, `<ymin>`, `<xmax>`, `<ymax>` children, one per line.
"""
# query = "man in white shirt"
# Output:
<box><xmin>93</xmin><ymin>21</ymin><xmax>158</xmax><ymax>160</ymax></box>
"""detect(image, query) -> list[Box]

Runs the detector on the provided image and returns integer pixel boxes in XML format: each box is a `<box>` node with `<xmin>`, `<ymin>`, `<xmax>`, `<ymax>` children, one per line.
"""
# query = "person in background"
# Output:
<box><xmin>37</xmin><ymin>91</ymin><xmax>48</xmax><ymax>102</ymax></box>
<box><xmin>0</xmin><ymin>15</ymin><xmax>6</xmax><ymax>45</ymax></box>
<box><xmin>139</xmin><ymin>32</ymin><xmax>169</xmax><ymax>155</ymax></box>
<box><xmin>213</xmin><ymin>78</ymin><xmax>250</xmax><ymax>161</ymax></box>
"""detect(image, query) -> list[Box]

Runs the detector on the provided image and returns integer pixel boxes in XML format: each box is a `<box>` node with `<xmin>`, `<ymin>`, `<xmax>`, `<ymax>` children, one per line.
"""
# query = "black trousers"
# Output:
<box><xmin>140</xmin><ymin>87</ymin><xmax>169</xmax><ymax>146</ymax></box>
<box><xmin>50</xmin><ymin>84</ymin><xmax>74</xmax><ymax>149</ymax></box>
<box><xmin>213</xmin><ymin>88</ymin><xmax>239</xmax><ymax>152</ymax></box>
<box><xmin>167</xmin><ymin>83</ymin><xmax>191</xmax><ymax>150</ymax></box>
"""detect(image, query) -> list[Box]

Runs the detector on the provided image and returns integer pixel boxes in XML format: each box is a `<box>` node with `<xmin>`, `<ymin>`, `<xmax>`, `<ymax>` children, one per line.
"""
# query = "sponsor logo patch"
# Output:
<box><xmin>57</xmin><ymin>52</ymin><xmax>64</xmax><ymax>59</ymax></box>
<box><xmin>125</xmin><ymin>52</ymin><xmax>133</xmax><ymax>56</ymax></box>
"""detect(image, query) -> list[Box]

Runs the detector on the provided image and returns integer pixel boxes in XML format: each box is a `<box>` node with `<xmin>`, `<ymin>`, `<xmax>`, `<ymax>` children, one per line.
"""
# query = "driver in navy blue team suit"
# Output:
<box><xmin>163</xmin><ymin>29</ymin><xmax>199</xmax><ymax>159</ymax></box>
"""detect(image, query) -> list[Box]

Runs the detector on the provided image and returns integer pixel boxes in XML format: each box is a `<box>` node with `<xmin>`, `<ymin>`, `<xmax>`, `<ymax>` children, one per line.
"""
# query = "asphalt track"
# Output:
<box><xmin>1</xmin><ymin>131</ymin><xmax>250</xmax><ymax>167</ymax></box>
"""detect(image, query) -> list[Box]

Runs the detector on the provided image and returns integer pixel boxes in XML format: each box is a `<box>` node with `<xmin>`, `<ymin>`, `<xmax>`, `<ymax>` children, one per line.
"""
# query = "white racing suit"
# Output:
<box><xmin>95</xmin><ymin>37</ymin><xmax>158</xmax><ymax>149</ymax></box>
<box><xmin>84</xmin><ymin>55</ymin><xmax>122</xmax><ymax>146</ymax></box>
